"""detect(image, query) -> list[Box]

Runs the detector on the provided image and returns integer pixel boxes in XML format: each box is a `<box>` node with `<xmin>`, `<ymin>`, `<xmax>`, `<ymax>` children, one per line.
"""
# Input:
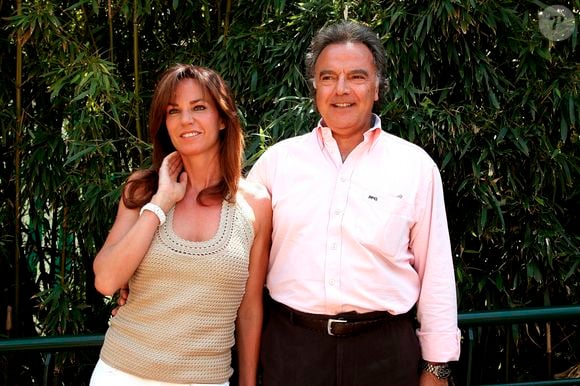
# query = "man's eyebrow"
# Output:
<box><xmin>349</xmin><ymin>69</ymin><xmax>370</xmax><ymax>76</ymax></box>
<box><xmin>317</xmin><ymin>69</ymin><xmax>336</xmax><ymax>77</ymax></box>
<box><xmin>317</xmin><ymin>69</ymin><xmax>370</xmax><ymax>76</ymax></box>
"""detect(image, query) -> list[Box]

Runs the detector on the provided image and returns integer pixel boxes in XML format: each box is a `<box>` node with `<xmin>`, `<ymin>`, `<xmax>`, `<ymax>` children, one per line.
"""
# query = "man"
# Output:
<box><xmin>247</xmin><ymin>20</ymin><xmax>460</xmax><ymax>386</ymax></box>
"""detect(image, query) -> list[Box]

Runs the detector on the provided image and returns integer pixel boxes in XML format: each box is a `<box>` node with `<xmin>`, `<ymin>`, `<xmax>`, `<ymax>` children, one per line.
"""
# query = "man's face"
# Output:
<box><xmin>313</xmin><ymin>42</ymin><xmax>379</xmax><ymax>136</ymax></box>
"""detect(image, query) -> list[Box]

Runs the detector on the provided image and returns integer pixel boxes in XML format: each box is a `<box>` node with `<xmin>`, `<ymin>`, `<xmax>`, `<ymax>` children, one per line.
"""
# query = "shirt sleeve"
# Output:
<box><xmin>411</xmin><ymin>165</ymin><xmax>461</xmax><ymax>362</ymax></box>
<box><xmin>247</xmin><ymin>151</ymin><xmax>270</xmax><ymax>189</ymax></box>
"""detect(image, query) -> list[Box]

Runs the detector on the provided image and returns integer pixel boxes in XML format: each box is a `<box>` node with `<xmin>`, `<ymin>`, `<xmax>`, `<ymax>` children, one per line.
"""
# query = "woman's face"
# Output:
<box><xmin>165</xmin><ymin>78</ymin><xmax>225</xmax><ymax>157</ymax></box>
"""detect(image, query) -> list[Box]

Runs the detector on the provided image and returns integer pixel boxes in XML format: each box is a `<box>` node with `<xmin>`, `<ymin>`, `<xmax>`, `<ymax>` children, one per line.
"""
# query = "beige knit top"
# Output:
<box><xmin>99</xmin><ymin>200</ymin><xmax>254</xmax><ymax>384</ymax></box>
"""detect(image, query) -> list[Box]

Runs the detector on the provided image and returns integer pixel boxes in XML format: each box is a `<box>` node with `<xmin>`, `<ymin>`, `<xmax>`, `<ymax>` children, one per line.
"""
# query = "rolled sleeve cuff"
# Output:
<box><xmin>416</xmin><ymin>328</ymin><xmax>462</xmax><ymax>362</ymax></box>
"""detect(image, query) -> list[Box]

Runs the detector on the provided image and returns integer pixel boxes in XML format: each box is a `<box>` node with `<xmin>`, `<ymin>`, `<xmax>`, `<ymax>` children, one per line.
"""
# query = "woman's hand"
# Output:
<box><xmin>151</xmin><ymin>151</ymin><xmax>188</xmax><ymax>212</ymax></box>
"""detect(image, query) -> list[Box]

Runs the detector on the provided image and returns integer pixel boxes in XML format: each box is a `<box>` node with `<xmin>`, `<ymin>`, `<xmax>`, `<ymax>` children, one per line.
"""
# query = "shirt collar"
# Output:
<box><xmin>315</xmin><ymin>114</ymin><xmax>382</xmax><ymax>151</ymax></box>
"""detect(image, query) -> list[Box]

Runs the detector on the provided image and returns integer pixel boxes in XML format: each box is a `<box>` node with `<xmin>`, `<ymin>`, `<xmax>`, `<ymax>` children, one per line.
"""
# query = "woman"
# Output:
<box><xmin>90</xmin><ymin>64</ymin><xmax>271</xmax><ymax>386</ymax></box>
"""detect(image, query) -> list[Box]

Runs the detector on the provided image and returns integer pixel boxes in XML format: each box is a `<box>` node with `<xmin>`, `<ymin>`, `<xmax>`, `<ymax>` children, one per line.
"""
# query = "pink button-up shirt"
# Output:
<box><xmin>247</xmin><ymin>115</ymin><xmax>461</xmax><ymax>362</ymax></box>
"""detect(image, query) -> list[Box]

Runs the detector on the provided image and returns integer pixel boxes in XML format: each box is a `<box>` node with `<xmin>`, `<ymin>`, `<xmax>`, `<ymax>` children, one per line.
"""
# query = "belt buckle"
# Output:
<box><xmin>327</xmin><ymin>318</ymin><xmax>347</xmax><ymax>336</ymax></box>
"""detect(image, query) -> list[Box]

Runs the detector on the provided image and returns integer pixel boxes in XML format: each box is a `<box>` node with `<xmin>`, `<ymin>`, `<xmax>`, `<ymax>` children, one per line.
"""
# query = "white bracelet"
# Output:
<box><xmin>139</xmin><ymin>203</ymin><xmax>166</xmax><ymax>226</ymax></box>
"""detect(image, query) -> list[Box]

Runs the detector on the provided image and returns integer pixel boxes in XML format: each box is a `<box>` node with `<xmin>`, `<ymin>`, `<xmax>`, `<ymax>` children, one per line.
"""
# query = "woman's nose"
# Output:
<box><xmin>181</xmin><ymin>109</ymin><xmax>194</xmax><ymax>124</ymax></box>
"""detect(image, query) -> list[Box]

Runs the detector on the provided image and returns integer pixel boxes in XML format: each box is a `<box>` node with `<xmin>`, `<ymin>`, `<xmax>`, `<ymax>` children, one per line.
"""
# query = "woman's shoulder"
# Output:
<box><xmin>238</xmin><ymin>178</ymin><xmax>270</xmax><ymax>201</ymax></box>
<box><xmin>236</xmin><ymin>178</ymin><xmax>271</xmax><ymax>220</ymax></box>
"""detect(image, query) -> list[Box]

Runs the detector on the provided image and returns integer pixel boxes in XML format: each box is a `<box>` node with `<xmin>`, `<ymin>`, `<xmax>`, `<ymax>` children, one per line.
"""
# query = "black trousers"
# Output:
<box><xmin>260</xmin><ymin>299</ymin><xmax>421</xmax><ymax>386</ymax></box>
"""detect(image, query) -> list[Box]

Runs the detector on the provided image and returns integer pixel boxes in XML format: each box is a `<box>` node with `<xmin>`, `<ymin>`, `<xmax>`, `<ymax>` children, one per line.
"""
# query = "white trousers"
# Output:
<box><xmin>90</xmin><ymin>359</ymin><xmax>230</xmax><ymax>386</ymax></box>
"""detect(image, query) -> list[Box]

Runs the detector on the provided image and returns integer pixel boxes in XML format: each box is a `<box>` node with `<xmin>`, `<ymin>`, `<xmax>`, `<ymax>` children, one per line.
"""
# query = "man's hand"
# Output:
<box><xmin>111</xmin><ymin>286</ymin><xmax>129</xmax><ymax>317</ymax></box>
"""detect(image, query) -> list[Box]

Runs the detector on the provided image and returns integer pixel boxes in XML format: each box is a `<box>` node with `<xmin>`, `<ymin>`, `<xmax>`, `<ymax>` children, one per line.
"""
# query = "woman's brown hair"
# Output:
<box><xmin>123</xmin><ymin>64</ymin><xmax>243</xmax><ymax>208</ymax></box>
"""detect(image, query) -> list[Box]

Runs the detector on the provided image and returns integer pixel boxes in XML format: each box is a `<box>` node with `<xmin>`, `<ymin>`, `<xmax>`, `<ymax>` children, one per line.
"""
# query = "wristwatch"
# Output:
<box><xmin>421</xmin><ymin>361</ymin><xmax>451</xmax><ymax>379</ymax></box>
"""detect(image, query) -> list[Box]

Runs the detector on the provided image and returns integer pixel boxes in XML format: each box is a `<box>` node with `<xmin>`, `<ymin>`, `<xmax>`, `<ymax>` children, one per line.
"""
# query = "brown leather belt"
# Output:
<box><xmin>271</xmin><ymin>299</ymin><xmax>405</xmax><ymax>337</ymax></box>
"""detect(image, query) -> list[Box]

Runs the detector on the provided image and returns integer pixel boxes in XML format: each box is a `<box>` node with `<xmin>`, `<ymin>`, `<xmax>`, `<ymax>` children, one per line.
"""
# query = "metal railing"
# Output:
<box><xmin>1</xmin><ymin>306</ymin><xmax>579</xmax><ymax>385</ymax></box>
<box><xmin>459</xmin><ymin>305</ymin><xmax>580</xmax><ymax>386</ymax></box>
<box><xmin>0</xmin><ymin>334</ymin><xmax>104</xmax><ymax>352</ymax></box>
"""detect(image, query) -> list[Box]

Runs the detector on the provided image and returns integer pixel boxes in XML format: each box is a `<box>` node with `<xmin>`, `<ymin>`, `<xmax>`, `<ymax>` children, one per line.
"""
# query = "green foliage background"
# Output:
<box><xmin>1</xmin><ymin>0</ymin><xmax>578</xmax><ymax>384</ymax></box>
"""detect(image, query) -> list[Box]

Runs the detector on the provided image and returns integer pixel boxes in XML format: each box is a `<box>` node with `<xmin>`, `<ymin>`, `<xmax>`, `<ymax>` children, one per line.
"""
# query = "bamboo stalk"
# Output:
<box><xmin>204</xmin><ymin>2</ymin><xmax>211</xmax><ymax>42</ymax></box>
<box><xmin>505</xmin><ymin>327</ymin><xmax>511</xmax><ymax>382</ymax></box>
<box><xmin>546</xmin><ymin>321</ymin><xmax>552</xmax><ymax>377</ymax></box>
<box><xmin>216</xmin><ymin>0</ymin><xmax>221</xmax><ymax>36</ymax></box>
<box><xmin>224</xmin><ymin>0</ymin><xmax>232</xmax><ymax>39</ymax></box>
<box><xmin>60</xmin><ymin>206</ymin><xmax>68</xmax><ymax>286</ymax></box>
<box><xmin>133</xmin><ymin>0</ymin><xmax>142</xmax><ymax>153</ymax></box>
<box><xmin>13</xmin><ymin>0</ymin><xmax>23</xmax><ymax>338</ymax></box>
<box><xmin>108</xmin><ymin>0</ymin><xmax>114</xmax><ymax>62</ymax></box>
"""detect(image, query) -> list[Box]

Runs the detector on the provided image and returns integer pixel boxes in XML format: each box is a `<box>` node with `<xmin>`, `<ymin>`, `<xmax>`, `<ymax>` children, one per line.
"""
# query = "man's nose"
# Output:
<box><xmin>336</xmin><ymin>75</ymin><xmax>350</xmax><ymax>94</ymax></box>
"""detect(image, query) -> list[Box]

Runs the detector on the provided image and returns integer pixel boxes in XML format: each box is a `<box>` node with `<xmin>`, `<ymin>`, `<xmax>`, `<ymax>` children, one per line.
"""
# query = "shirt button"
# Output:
<box><xmin>329</xmin><ymin>279</ymin><xmax>336</xmax><ymax>286</ymax></box>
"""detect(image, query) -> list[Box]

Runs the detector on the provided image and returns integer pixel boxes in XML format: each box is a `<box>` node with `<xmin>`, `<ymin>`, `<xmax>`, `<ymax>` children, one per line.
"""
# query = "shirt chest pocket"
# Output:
<box><xmin>350</xmin><ymin>192</ymin><xmax>414</xmax><ymax>259</ymax></box>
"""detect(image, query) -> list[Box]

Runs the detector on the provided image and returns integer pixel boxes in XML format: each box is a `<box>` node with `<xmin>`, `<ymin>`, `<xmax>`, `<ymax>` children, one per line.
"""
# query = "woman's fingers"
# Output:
<box><xmin>165</xmin><ymin>152</ymin><xmax>183</xmax><ymax>179</ymax></box>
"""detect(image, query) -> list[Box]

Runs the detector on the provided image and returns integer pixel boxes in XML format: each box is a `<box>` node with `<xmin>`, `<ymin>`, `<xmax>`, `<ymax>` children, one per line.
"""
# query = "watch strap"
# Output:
<box><xmin>421</xmin><ymin>361</ymin><xmax>451</xmax><ymax>379</ymax></box>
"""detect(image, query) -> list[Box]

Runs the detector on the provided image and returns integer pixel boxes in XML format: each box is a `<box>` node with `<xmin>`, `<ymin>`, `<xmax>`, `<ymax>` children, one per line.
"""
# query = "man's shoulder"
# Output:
<box><xmin>269</xmin><ymin>131</ymin><xmax>313</xmax><ymax>149</ymax></box>
<box><xmin>378</xmin><ymin>130</ymin><xmax>436</xmax><ymax>165</ymax></box>
<box><xmin>259</xmin><ymin>131</ymin><xmax>315</xmax><ymax>160</ymax></box>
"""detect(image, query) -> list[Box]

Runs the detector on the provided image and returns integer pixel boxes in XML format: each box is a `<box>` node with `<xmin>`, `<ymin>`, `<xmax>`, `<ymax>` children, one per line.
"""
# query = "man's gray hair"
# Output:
<box><xmin>305</xmin><ymin>21</ymin><xmax>388</xmax><ymax>98</ymax></box>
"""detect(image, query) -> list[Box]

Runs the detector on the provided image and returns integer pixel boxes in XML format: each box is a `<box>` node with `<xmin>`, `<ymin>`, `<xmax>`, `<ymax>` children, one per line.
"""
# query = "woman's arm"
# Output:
<box><xmin>235</xmin><ymin>181</ymin><xmax>272</xmax><ymax>386</ymax></box>
<box><xmin>93</xmin><ymin>152</ymin><xmax>187</xmax><ymax>295</ymax></box>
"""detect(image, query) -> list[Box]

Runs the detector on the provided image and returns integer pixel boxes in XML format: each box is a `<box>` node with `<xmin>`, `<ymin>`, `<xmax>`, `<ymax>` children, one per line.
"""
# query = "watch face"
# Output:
<box><xmin>436</xmin><ymin>366</ymin><xmax>452</xmax><ymax>378</ymax></box>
